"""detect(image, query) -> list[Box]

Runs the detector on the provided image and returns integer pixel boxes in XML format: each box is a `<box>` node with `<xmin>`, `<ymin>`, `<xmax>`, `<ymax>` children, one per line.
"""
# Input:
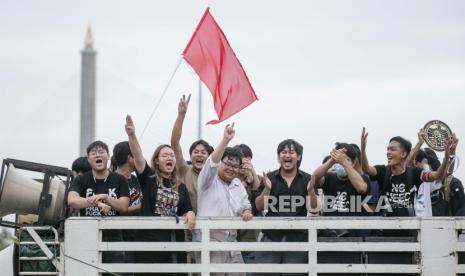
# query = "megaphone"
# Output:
<box><xmin>0</xmin><ymin>159</ymin><xmax>71</xmax><ymax>225</ymax></box>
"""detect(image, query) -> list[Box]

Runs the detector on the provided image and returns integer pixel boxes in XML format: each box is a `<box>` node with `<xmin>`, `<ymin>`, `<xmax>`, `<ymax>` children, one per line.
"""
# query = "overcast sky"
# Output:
<box><xmin>1</xmin><ymin>0</ymin><xmax>465</xmax><ymax>176</ymax></box>
<box><xmin>1</xmin><ymin>0</ymin><xmax>465</xmax><ymax>272</ymax></box>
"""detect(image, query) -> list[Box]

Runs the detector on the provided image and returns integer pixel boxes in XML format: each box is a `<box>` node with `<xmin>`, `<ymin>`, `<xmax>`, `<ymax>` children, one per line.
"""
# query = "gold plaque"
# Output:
<box><xmin>423</xmin><ymin>120</ymin><xmax>453</xmax><ymax>151</ymax></box>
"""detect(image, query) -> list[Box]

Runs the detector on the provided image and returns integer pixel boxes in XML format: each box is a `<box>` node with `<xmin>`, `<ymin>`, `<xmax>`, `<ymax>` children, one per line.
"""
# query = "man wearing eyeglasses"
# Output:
<box><xmin>196</xmin><ymin>123</ymin><xmax>252</xmax><ymax>275</ymax></box>
<box><xmin>68</xmin><ymin>140</ymin><xmax>130</xmax><ymax>263</ymax></box>
<box><xmin>68</xmin><ymin>140</ymin><xmax>130</xmax><ymax>217</ymax></box>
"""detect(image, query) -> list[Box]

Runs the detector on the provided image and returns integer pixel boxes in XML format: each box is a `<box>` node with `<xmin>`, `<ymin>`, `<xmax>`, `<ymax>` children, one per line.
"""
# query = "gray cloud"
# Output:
<box><xmin>1</xmin><ymin>0</ymin><xmax>464</xmax><ymax>183</ymax></box>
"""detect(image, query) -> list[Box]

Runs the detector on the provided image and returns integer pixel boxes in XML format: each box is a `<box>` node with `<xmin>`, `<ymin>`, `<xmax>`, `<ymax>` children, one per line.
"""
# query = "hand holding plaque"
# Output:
<box><xmin>423</xmin><ymin>120</ymin><xmax>453</xmax><ymax>152</ymax></box>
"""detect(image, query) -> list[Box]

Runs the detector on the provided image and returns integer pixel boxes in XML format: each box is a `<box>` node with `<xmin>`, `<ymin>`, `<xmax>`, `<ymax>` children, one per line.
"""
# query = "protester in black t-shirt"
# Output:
<box><xmin>69</xmin><ymin>156</ymin><xmax>92</xmax><ymax>217</ymax></box>
<box><xmin>69</xmin><ymin>170</ymin><xmax>130</xmax><ymax>216</ymax></box>
<box><xmin>68</xmin><ymin>141</ymin><xmax>130</xmax><ymax>264</ymax></box>
<box><xmin>310</xmin><ymin>143</ymin><xmax>370</xmax><ymax>218</ymax></box>
<box><xmin>254</xmin><ymin>139</ymin><xmax>311</xmax><ymax>274</ymax></box>
<box><xmin>113</xmin><ymin>141</ymin><xmax>142</xmax><ymax>215</ymax></box>
<box><xmin>68</xmin><ymin>141</ymin><xmax>130</xmax><ymax>217</ymax></box>
<box><xmin>112</xmin><ymin>141</ymin><xmax>143</xmax><ymax>264</ymax></box>
<box><xmin>125</xmin><ymin>115</ymin><xmax>195</xmax><ymax>265</ymax></box>
<box><xmin>360</xmin><ymin>127</ymin><xmax>454</xmax><ymax>217</ymax></box>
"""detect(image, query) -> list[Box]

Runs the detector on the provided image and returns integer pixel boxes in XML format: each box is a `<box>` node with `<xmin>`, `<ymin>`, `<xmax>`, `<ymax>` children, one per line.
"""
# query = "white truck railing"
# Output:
<box><xmin>64</xmin><ymin>216</ymin><xmax>465</xmax><ymax>275</ymax></box>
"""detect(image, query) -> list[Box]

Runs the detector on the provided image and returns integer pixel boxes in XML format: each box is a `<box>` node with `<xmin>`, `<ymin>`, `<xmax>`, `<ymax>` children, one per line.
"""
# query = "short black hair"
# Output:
<box><xmin>277</xmin><ymin>139</ymin><xmax>303</xmax><ymax>156</ymax></box>
<box><xmin>221</xmin><ymin>147</ymin><xmax>243</xmax><ymax>166</ymax></box>
<box><xmin>110</xmin><ymin>156</ymin><xmax>117</xmax><ymax>171</ymax></box>
<box><xmin>335</xmin><ymin>142</ymin><xmax>358</xmax><ymax>162</ymax></box>
<box><xmin>424</xmin><ymin>148</ymin><xmax>441</xmax><ymax>171</ymax></box>
<box><xmin>322</xmin><ymin>155</ymin><xmax>332</xmax><ymax>164</ymax></box>
<box><xmin>277</xmin><ymin>139</ymin><xmax>303</xmax><ymax>168</ymax></box>
<box><xmin>389</xmin><ymin>136</ymin><xmax>412</xmax><ymax>156</ymax></box>
<box><xmin>350</xmin><ymin>143</ymin><xmax>361</xmax><ymax>161</ymax></box>
<box><xmin>415</xmin><ymin>149</ymin><xmax>427</xmax><ymax>164</ymax></box>
<box><xmin>113</xmin><ymin>141</ymin><xmax>132</xmax><ymax>167</ymax></box>
<box><xmin>71</xmin><ymin>156</ymin><xmax>91</xmax><ymax>174</ymax></box>
<box><xmin>189</xmin><ymin>139</ymin><xmax>214</xmax><ymax>155</ymax></box>
<box><xmin>233</xmin><ymin>144</ymin><xmax>253</xmax><ymax>159</ymax></box>
<box><xmin>86</xmin><ymin>140</ymin><xmax>109</xmax><ymax>155</ymax></box>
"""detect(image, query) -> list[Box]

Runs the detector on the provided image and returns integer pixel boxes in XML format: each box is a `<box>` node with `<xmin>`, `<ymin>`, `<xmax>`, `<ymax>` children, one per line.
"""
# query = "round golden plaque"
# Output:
<box><xmin>423</xmin><ymin>120</ymin><xmax>453</xmax><ymax>151</ymax></box>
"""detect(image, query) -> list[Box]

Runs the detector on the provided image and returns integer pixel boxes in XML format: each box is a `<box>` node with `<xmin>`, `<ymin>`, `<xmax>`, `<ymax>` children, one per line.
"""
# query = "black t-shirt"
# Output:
<box><xmin>372</xmin><ymin>165</ymin><xmax>423</xmax><ymax>217</ymax></box>
<box><xmin>135</xmin><ymin>163</ymin><xmax>193</xmax><ymax>242</ymax></box>
<box><xmin>136</xmin><ymin>163</ymin><xmax>192</xmax><ymax>217</ymax></box>
<box><xmin>432</xmin><ymin>176</ymin><xmax>465</xmax><ymax>216</ymax></box>
<box><xmin>127</xmin><ymin>174</ymin><xmax>142</xmax><ymax>215</ymax></box>
<box><xmin>321</xmin><ymin>173</ymin><xmax>370</xmax><ymax>216</ymax></box>
<box><xmin>69</xmin><ymin>171</ymin><xmax>129</xmax><ymax>217</ymax></box>
<box><xmin>255</xmin><ymin>169</ymin><xmax>311</xmax><ymax>242</ymax></box>
<box><xmin>118</xmin><ymin>174</ymin><xmax>143</xmax><ymax>241</ymax></box>
<box><xmin>449</xmin><ymin>177</ymin><xmax>465</xmax><ymax>216</ymax></box>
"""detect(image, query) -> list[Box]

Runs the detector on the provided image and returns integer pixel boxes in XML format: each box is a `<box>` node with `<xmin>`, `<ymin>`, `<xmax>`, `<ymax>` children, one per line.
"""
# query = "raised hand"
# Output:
<box><xmin>125</xmin><ymin>115</ymin><xmax>136</xmax><ymax>136</ymax></box>
<box><xmin>178</xmin><ymin>94</ymin><xmax>191</xmax><ymax>115</ymax></box>
<box><xmin>241</xmin><ymin>159</ymin><xmax>255</xmax><ymax>181</ymax></box>
<box><xmin>262</xmin><ymin>171</ymin><xmax>272</xmax><ymax>191</ymax></box>
<box><xmin>210</xmin><ymin>122</ymin><xmax>236</xmax><ymax>164</ymax></box>
<box><xmin>361</xmin><ymin>127</ymin><xmax>368</xmax><ymax>151</ymax></box>
<box><xmin>241</xmin><ymin>158</ymin><xmax>252</xmax><ymax>170</ymax></box>
<box><xmin>444</xmin><ymin>138</ymin><xmax>454</xmax><ymax>160</ymax></box>
<box><xmin>330</xmin><ymin>148</ymin><xmax>349</xmax><ymax>166</ymax></box>
<box><xmin>450</xmin><ymin>133</ymin><xmax>459</xmax><ymax>155</ymax></box>
<box><xmin>224</xmin><ymin>123</ymin><xmax>236</xmax><ymax>142</ymax></box>
<box><xmin>418</xmin><ymin>128</ymin><xmax>425</xmax><ymax>145</ymax></box>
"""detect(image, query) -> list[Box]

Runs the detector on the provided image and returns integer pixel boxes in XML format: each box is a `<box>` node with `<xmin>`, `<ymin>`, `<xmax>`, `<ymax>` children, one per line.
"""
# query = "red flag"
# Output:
<box><xmin>183</xmin><ymin>8</ymin><xmax>258</xmax><ymax>124</ymax></box>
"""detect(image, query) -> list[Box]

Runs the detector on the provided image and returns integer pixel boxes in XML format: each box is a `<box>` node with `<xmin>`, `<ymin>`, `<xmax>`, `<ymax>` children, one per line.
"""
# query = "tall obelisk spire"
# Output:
<box><xmin>79</xmin><ymin>26</ymin><xmax>97</xmax><ymax>156</ymax></box>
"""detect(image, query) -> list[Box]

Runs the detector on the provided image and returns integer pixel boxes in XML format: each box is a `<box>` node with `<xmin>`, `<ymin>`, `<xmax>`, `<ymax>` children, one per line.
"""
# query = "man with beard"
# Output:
<box><xmin>254</xmin><ymin>139</ymin><xmax>311</xmax><ymax>275</ymax></box>
<box><xmin>171</xmin><ymin>94</ymin><xmax>214</xmax><ymax>214</ymax></box>
<box><xmin>360</xmin><ymin>127</ymin><xmax>453</xmax><ymax>217</ymax></box>
<box><xmin>68</xmin><ymin>141</ymin><xmax>130</xmax><ymax>262</ymax></box>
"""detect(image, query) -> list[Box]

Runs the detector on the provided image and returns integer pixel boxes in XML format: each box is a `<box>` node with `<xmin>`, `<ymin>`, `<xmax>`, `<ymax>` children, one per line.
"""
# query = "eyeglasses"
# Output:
<box><xmin>221</xmin><ymin>160</ymin><xmax>240</xmax><ymax>170</ymax></box>
<box><xmin>88</xmin><ymin>149</ymin><xmax>107</xmax><ymax>157</ymax></box>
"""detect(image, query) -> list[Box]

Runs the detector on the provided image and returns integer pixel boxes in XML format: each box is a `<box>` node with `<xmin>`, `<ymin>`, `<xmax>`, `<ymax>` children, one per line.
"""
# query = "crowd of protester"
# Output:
<box><xmin>67</xmin><ymin>94</ymin><xmax>462</xmax><ymax>276</ymax></box>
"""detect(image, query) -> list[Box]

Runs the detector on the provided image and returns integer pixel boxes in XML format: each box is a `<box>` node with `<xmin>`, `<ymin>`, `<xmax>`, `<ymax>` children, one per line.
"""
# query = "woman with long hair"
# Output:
<box><xmin>125</xmin><ymin>114</ymin><xmax>195</xmax><ymax>266</ymax></box>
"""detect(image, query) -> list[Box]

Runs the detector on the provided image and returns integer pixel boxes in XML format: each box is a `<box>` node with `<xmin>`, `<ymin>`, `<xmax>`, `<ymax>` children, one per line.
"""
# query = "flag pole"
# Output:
<box><xmin>198</xmin><ymin>77</ymin><xmax>202</xmax><ymax>139</ymax></box>
<box><xmin>139</xmin><ymin>56</ymin><xmax>184</xmax><ymax>140</ymax></box>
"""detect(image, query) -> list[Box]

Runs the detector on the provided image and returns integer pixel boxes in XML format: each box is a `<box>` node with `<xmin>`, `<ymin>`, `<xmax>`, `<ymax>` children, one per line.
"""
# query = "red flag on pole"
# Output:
<box><xmin>183</xmin><ymin>8</ymin><xmax>258</xmax><ymax>124</ymax></box>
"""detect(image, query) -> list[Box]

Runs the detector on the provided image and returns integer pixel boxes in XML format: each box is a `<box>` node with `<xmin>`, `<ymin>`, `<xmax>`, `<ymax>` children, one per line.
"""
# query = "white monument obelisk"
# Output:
<box><xmin>79</xmin><ymin>26</ymin><xmax>97</xmax><ymax>156</ymax></box>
